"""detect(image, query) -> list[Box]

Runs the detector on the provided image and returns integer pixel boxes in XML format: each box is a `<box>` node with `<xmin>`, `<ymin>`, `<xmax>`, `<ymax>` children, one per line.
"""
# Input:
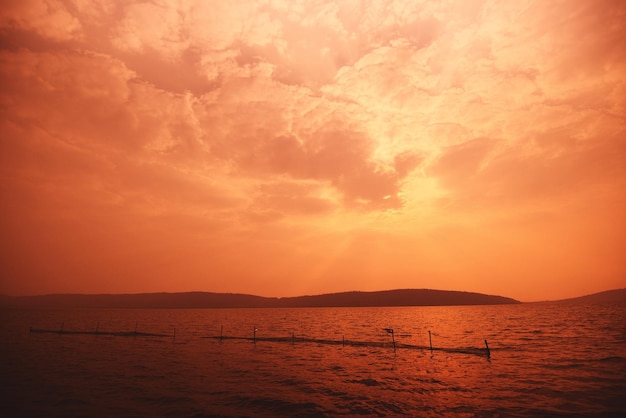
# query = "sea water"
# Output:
<box><xmin>1</xmin><ymin>302</ymin><xmax>625</xmax><ymax>417</ymax></box>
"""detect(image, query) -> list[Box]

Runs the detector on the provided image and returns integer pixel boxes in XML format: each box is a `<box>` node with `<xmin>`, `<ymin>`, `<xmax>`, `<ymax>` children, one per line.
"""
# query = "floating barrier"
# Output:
<box><xmin>203</xmin><ymin>328</ymin><xmax>492</xmax><ymax>358</ymax></box>
<box><xmin>29</xmin><ymin>326</ymin><xmax>173</xmax><ymax>339</ymax></box>
<box><xmin>28</xmin><ymin>324</ymin><xmax>491</xmax><ymax>357</ymax></box>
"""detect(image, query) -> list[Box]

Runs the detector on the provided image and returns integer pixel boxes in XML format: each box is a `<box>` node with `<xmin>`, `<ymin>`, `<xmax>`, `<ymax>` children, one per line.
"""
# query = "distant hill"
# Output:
<box><xmin>276</xmin><ymin>289</ymin><xmax>519</xmax><ymax>307</ymax></box>
<box><xmin>0</xmin><ymin>289</ymin><xmax>519</xmax><ymax>309</ymax></box>
<box><xmin>0</xmin><ymin>292</ymin><xmax>274</xmax><ymax>309</ymax></box>
<box><xmin>553</xmin><ymin>288</ymin><xmax>626</xmax><ymax>304</ymax></box>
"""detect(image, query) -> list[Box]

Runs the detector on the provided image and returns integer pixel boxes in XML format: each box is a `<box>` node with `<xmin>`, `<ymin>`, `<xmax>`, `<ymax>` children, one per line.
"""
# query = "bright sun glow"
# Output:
<box><xmin>0</xmin><ymin>0</ymin><xmax>625</xmax><ymax>301</ymax></box>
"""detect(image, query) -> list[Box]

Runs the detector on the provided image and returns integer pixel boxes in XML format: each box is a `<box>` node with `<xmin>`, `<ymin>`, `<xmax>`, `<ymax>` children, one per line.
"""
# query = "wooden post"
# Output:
<box><xmin>342</xmin><ymin>335</ymin><xmax>345</xmax><ymax>347</ymax></box>
<box><xmin>292</xmin><ymin>331</ymin><xmax>295</xmax><ymax>345</ymax></box>
<box><xmin>384</xmin><ymin>328</ymin><xmax>395</xmax><ymax>351</ymax></box>
<box><xmin>220</xmin><ymin>325</ymin><xmax>223</xmax><ymax>341</ymax></box>
<box><xmin>484</xmin><ymin>339</ymin><xmax>490</xmax><ymax>357</ymax></box>
<box><xmin>429</xmin><ymin>330</ymin><xmax>432</xmax><ymax>352</ymax></box>
<box><xmin>253</xmin><ymin>326</ymin><xmax>257</xmax><ymax>343</ymax></box>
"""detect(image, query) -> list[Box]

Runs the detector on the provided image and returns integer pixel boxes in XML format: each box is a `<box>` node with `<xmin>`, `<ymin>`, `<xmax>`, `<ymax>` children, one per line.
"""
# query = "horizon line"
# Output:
<box><xmin>2</xmin><ymin>287</ymin><xmax>625</xmax><ymax>304</ymax></box>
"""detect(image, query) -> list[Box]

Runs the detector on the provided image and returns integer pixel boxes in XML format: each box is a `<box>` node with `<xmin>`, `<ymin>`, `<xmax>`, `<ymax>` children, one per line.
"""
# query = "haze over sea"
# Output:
<box><xmin>2</xmin><ymin>302</ymin><xmax>625</xmax><ymax>417</ymax></box>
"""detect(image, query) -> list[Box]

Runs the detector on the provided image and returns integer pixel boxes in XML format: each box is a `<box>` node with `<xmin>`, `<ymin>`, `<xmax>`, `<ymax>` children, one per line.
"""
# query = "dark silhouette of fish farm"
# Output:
<box><xmin>29</xmin><ymin>323</ymin><xmax>492</xmax><ymax>358</ymax></box>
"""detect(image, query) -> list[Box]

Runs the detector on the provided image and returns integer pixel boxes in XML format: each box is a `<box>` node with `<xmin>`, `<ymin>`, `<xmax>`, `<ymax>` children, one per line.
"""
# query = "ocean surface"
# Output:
<box><xmin>1</xmin><ymin>302</ymin><xmax>625</xmax><ymax>417</ymax></box>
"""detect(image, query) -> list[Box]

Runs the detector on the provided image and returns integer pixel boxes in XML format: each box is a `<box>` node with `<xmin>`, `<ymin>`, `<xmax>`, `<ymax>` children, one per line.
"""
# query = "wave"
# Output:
<box><xmin>595</xmin><ymin>355</ymin><xmax>626</xmax><ymax>363</ymax></box>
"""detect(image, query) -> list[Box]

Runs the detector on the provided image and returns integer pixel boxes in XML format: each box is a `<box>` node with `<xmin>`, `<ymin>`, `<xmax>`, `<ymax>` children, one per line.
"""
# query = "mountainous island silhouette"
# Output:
<box><xmin>1</xmin><ymin>288</ymin><xmax>624</xmax><ymax>309</ymax></box>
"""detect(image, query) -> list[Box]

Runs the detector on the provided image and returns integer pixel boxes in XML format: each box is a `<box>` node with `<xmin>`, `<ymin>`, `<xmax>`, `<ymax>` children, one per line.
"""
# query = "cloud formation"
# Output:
<box><xmin>1</xmin><ymin>0</ymin><xmax>625</xmax><ymax>300</ymax></box>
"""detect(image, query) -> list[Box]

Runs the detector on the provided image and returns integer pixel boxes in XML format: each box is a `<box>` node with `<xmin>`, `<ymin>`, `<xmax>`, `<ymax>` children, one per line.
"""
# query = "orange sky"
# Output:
<box><xmin>1</xmin><ymin>0</ymin><xmax>624</xmax><ymax>301</ymax></box>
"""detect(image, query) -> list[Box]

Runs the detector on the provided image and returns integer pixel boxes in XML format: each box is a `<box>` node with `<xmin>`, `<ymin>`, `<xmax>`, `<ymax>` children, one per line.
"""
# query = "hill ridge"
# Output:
<box><xmin>549</xmin><ymin>288</ymin><xmax>626</xmax><ymax>304</ymax></box>
<box><xmin>0</xmin><ymin>288</ymin><xmax>519</xmax><ymax>309</ymax></box>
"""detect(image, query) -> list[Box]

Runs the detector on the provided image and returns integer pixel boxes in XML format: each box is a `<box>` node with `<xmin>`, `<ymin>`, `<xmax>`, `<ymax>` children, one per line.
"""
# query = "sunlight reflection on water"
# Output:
<box><xmin>1</xmin><ymin>303</ymin><xmax>625</xmax><ymax>417</ymax></box>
